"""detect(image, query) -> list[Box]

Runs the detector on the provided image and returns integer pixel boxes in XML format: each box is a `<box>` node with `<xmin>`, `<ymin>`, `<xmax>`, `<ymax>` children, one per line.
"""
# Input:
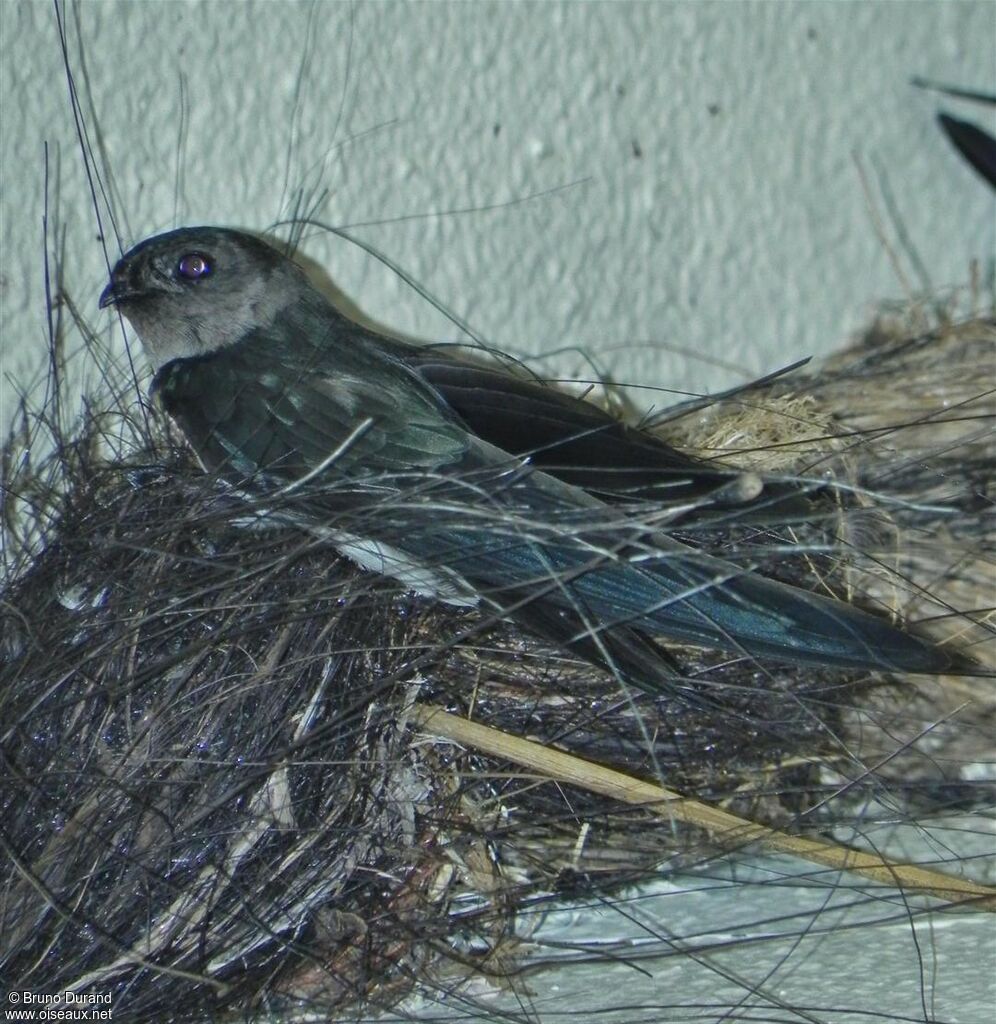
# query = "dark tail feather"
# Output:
<box><xmin>502</xmin><ymin>589</ymin><xmax>681</xmax><ymax>696</ymax></box>
<box><xmin>937</xmin><ymin>112</ymin><xmax>996</xmax><ymax>190</ymax></box>
<box><xmin>425</xmin><ymin>527</ymin><xmax>957</xmax><ymax>681</ymax></box>
<box><xmin>568</xmin><ymin>551</ymin><xmax>955</xmax><ymax>675</ymax></box>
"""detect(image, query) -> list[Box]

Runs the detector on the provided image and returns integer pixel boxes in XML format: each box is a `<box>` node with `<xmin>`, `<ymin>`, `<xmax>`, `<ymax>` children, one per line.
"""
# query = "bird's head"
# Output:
<box><xmin>100</xmin><ymin>227</ymin><xmax>309</xmax><ymax>368</ymax></box>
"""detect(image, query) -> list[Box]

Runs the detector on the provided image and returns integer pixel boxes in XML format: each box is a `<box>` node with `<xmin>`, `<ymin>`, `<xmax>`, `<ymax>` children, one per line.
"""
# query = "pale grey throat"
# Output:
<box><xmin>119</xmin><ymin>272</ymin><xmax>313</xmax><ymax>371</ymax></box>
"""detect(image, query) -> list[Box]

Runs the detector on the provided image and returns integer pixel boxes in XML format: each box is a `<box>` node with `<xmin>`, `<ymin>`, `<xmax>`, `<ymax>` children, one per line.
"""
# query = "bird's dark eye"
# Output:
<box><xmin>177</xmin><ymin>253</ymin><xmax>212</xmax><ymax>280</ymax></box>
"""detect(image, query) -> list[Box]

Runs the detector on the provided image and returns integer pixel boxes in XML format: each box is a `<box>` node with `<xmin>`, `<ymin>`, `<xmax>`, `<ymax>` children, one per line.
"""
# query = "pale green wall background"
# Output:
<box><xmin>1</xmin><ymin>2</ymin><xmax>994</xmax><ymax>1020</ymax></box>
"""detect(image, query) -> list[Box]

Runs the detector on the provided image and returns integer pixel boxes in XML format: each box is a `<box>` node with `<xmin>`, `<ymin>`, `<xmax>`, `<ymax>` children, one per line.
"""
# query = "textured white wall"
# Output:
<box><xmin>1</xmin><ymin>1</ymin><xmax>994</xmax><ymax>1020</ymax></box>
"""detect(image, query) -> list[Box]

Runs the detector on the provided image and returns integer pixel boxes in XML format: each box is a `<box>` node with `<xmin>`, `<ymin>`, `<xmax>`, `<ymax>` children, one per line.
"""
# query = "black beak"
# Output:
<box><xmin>100</xmin><ymin>253</ymin><xmax>149</xmax><ymax>309</ymax></box>
<box><xmin>99</xmin><ymin>274</ymin><xmax>143</xmax><ymax>310</ymax></box>
<box><xmin>98</xmin><ymin>281</ymin><xmax>119</xmax><ymax>309</ymax></box>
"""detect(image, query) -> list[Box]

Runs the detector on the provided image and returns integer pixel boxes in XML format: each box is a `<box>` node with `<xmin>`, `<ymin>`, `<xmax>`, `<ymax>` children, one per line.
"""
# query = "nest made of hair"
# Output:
<box><xmin>1</xmin><ymin>306</ymin><xmax>994</xmax><ymax>1022</ymax></box>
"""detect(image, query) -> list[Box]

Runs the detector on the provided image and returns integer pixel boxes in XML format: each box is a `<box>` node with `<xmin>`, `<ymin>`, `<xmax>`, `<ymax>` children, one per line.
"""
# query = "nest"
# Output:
<box><xmin>1</xmin><ymin>306</ymin><xmax>994</xmax><ymax>1022</ymax></box>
